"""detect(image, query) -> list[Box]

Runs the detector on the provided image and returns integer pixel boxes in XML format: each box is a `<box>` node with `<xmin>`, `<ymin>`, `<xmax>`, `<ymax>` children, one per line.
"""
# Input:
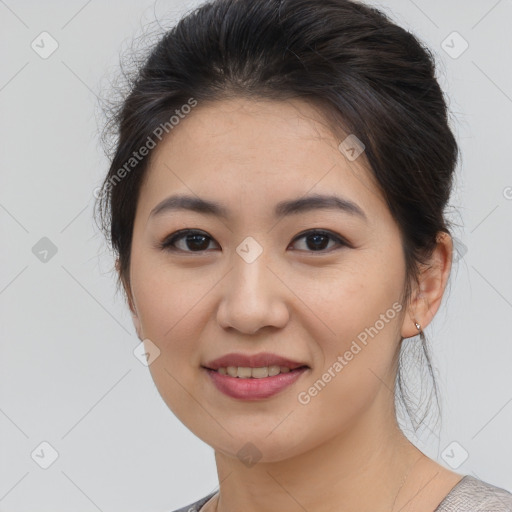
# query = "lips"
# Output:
<box><xmin>203</xmin><ymin>352</ymin><xmax>309</xmax><ymax>371</ymax></box>
<box><xmin>205</xmin><ymin>366</ymin><xmax>309</xmax><ymax>400</ymax></box>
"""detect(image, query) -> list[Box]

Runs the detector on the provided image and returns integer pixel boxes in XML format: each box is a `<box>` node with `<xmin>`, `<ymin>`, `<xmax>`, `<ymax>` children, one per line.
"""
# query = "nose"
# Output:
<box><xmin>216</xmin><ymin>250</ymin><xmax>290</xmax><ymax>335</ymax></box>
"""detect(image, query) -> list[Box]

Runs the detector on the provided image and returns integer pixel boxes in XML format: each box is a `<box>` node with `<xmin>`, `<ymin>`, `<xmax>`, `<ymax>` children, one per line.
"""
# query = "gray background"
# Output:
<box><xmin>1</xmin><ymin>0</ymin><xmax>511</xmax><ymax>511</ymax></box>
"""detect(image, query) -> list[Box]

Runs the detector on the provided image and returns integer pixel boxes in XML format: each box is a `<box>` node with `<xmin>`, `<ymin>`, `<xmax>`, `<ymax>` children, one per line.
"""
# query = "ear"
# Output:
<box><xmin>116</xmin><ymin>258</ymin><xmax>143</xmax><ymax>340</ymax></box>
<box><xmin>400</xmin><ymin>232</ymin><xmax>453</xmax><ymax>339</ymax></box>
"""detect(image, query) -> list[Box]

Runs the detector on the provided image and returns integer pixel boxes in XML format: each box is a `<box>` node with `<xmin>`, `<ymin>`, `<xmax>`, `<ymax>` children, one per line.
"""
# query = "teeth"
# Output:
<box><xmin>220</xmin><ymin>365</ymin><xmax>295</xmax><ymax>378</ymax></box>
<box><xmin>252</xmin><ymin>366</ymin><xmax>269</xmax><ymax>378</ymax></box>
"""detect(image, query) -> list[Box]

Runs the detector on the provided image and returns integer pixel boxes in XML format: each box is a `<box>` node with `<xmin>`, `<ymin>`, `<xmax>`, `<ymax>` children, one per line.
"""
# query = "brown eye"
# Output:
<box><xmin>160</xmin><ymin>230</ymin><xmax>219</xmax><ymax>253</ymax></box>
<box><xmin>289</xmin><ymin>230</ymin><xmax>349</xmax><ymax>252</ymax></box>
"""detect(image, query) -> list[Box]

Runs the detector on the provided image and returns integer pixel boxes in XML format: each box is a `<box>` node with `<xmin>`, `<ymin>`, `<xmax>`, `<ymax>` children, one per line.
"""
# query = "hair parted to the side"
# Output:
<box><xmin>94</xmin><ymin>0</ymin><xmax>460</xmax><ymax>436</ymax></box>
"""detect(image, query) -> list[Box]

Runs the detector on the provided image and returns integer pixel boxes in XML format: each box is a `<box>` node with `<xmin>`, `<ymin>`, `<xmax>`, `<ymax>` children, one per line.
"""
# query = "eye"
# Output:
<box><xmin>159</xmin><ymin>229</ymin><xmax>219</xmax><ymax>253</ymax></box>
<box><xmin>289</xmin><ymin>229</ymin><xmax>349</xmax><ymax>252</ymax></box>
<box><xmin>158</xmin><ymin>228</ymin><xmax>349</xmax><ymax>254</ymax></box>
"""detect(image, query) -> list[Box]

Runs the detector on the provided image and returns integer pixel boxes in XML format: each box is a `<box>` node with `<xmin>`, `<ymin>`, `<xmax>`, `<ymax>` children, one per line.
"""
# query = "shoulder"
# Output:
<box><xmin>435</xmin><ymin>475</ymin><xmax>512</xmax><ymax>512</ymax></box>
<box><xmin>168</xmin><ymin>491</ymin><xmax>217</xmax><ymax>512</ymax></box>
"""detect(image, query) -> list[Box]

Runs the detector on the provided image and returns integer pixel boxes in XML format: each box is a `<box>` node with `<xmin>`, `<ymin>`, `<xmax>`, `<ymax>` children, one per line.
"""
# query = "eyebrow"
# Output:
<box><xmin>149</xmin><ymin>193</ymin><xmax>367</xmax><ymax>222</ymax></box>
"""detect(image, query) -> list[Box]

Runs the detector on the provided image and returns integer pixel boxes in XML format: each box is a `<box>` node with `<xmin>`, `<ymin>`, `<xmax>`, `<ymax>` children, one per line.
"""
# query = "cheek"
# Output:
<box><xmin>305</xmin><ymin>250</ymin><xmax>405</xmax><ymax>395</ymax></box>
<box><xmin>129</xmin><ymin>250</ymin><xmax>233</xmax><ymax>377</ymax></box>
<box><xmin>134</xmin><ymin>266</ymin><xmax>208</xmax><ymax>423</ymax></box>
<box><xmin>295</xmin><ymin>292</ymin><xmax>403</xmax><ymax>441</ymax></box>
<box><xmin>131</xmin><ymin>249</ymin><xmax>208</xmax><ymax>339</ymax></box>
<box><xmin>310</xmin><ymin>250</ymin><xmax>404</xmax><ymax>335</ymax></box>
<box><xmin>312</xmin><ymin>279</ymin><xmax>403</xmax><ymax>386</ymax></box>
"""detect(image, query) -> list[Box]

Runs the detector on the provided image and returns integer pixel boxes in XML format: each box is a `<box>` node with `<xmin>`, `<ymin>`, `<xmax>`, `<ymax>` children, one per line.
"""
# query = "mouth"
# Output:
<box><xmin>203</xmin><ymin>364</ymin><xmax>309</xmax><ymax>378</ymax></box>
<box><xmin>201</xmin><ymin>352</ymin><xmax>310</xmax><ymax>400</ymax></box>
<box><xmin>203</xmin><ymin>352</ymin><xmax>310</xmax><ymax>373</ymax></box>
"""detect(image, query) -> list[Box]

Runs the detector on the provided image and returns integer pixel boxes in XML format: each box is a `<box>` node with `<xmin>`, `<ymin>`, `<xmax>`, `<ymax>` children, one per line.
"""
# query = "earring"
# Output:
<box><xmin>414</xmin><ymin>321</ymin><xmax>421</xmax><ymax>332</ymax></box>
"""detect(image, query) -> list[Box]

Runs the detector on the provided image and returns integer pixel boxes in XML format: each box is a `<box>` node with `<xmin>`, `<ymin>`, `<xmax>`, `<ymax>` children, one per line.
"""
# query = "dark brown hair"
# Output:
<box><xmin>95</xmin><ymin>0</ymin><xmax>460</xmax><ymax>432</ymax></box>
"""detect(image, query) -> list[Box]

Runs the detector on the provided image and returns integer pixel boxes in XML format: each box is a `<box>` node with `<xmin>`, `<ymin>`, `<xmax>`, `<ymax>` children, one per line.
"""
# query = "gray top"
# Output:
<box><xmin>170</xmin><ymin>475</ymin><xmax>512</xmax><ymax>512</ymax></box>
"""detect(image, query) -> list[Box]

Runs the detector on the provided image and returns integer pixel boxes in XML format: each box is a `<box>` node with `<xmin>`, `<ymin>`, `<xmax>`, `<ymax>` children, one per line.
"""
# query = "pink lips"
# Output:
<box><xmin>202</xmin><ymin>352</ymin><xmax>310</xmax><ymax>400</ymax></box>
<box><xmin>203</xmin><ymin>352</ymin><xmax>308</xmax><ymax>371</ymax></box>
<box><xmin>205</xmin><ymin>367</ymin><xmax>308</xmax><ymax>400</ymax></box>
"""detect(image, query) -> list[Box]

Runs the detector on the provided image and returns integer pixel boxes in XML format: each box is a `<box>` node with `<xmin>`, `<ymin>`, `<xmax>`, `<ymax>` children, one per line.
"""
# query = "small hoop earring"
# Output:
<box><xmin>414</xmin><ymin>321</ymin><xmax>421</xmax><ymax>331</ymax></box>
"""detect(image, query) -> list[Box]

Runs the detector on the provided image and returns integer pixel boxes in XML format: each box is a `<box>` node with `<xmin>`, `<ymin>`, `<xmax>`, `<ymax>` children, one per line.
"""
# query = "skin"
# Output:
<box><xmin>121</xmin><ymin>97</ymin><xmax>462</xmax><ymax>512</ymax></box>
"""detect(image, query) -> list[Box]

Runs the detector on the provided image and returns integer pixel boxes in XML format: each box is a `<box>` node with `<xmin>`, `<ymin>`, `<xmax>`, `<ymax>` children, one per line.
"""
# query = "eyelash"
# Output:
<box><xmin>158</xmin><ymin>229</ymin><xmax>351</xmax><ymax>254</ymax></box>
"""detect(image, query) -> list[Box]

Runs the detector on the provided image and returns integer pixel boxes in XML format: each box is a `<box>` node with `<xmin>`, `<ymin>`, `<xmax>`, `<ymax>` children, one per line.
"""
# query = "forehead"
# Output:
<box><xmin>137</xmin><ymin>97</ymin><xmax>387</xmax><ymax>224</ymax></box>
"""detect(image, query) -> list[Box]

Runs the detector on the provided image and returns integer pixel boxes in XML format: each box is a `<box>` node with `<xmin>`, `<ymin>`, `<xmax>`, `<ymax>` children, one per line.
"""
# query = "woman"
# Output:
<box><xmin>95</xmin><ymin>0</ymin><xmax>512</xmax><ymax>510</ymax></box>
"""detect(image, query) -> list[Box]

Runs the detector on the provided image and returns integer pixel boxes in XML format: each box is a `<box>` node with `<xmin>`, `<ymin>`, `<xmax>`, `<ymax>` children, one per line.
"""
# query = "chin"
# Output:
<box><xmin>195</xmin><ymin>427</ymin><xmax>316</xmax><ymax>465</ymax></box>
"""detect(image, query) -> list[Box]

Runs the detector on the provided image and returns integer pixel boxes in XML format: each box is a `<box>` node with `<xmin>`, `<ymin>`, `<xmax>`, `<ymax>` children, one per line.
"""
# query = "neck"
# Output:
<box><xmin>212</xmin><ymin>391</ymin><xmax>426</xmax><ymax>512</ymax></box>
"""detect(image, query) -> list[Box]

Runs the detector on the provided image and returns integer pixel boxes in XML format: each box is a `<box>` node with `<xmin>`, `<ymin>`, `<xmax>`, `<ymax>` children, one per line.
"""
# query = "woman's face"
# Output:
<box><xmin>126</xmin><ymin>97</ymin><xmax>415</xmax><ymax>462</ymax></box>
